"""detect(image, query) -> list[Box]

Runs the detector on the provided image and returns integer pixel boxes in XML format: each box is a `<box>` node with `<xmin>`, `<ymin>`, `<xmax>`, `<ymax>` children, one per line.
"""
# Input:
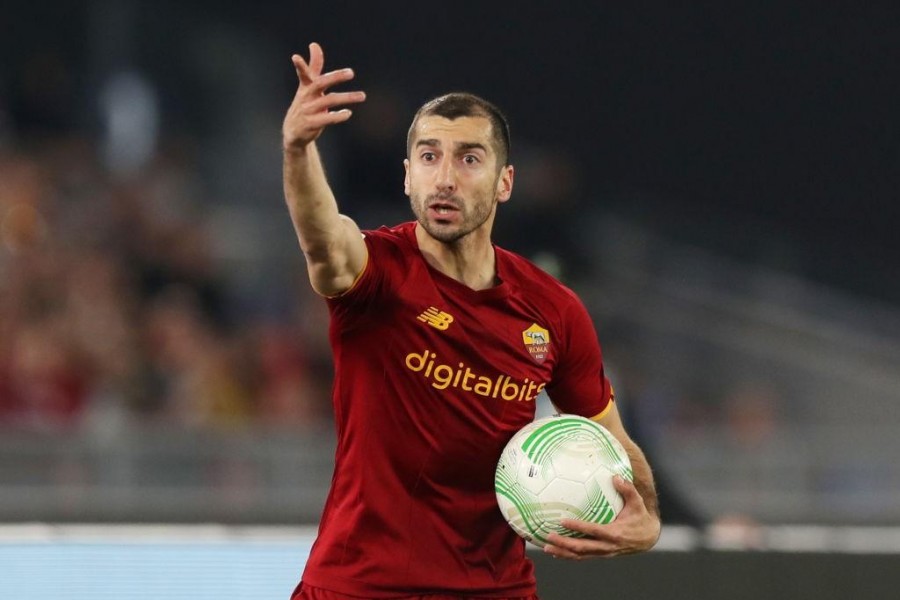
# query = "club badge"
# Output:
<box><xmin>522</xmin><ymin>323</ymin><xmax>551</xmax><ymax>363</ymax></box>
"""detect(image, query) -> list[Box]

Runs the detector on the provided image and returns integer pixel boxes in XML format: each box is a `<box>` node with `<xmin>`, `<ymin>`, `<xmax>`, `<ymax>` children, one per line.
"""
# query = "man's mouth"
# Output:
<box><xmin>427</xmin><ymin>198</ymin><xmax>461</xmax><ymax>218</ymax></box>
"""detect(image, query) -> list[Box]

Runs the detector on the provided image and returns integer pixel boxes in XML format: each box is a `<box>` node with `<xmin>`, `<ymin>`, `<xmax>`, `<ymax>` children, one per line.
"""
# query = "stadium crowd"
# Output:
<box><xmin>0</xmin><ymin>137</ymin><xmax>333</xmax><ymax>432</ymax></box>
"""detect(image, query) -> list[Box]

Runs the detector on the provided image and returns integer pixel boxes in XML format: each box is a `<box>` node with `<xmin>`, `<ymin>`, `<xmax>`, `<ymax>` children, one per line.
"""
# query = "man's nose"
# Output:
<box><xmin>435</xmin><ymin>158</ymin><xmax>456</xmax><ymax>194</ymax></box>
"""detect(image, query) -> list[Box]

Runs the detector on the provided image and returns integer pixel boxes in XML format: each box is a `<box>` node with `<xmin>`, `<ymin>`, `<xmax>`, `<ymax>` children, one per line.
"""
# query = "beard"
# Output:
<box><xmin>409</xmin><ymin>190</ymin><xmax>497</xmax><ymax>244</ymax></box>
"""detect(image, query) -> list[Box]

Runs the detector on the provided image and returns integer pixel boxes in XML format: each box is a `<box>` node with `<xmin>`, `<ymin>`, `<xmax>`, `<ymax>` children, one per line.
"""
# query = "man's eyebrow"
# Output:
<box><xmin>456</xmin><ymin>142</ymin><xmax>488</xmax><ymax>153</ymax></box>
<box><xmin>414</xmin><ymin>140</ymin><xmax>488</xmax><ymax>152</ymax></box>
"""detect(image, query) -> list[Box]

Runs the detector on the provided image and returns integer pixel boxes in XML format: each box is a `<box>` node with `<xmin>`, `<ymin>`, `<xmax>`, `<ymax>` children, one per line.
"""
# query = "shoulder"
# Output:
<box><xmin>357</xmin><ymin>221</ymin><xmax>423</xmax><ymax>282</ymax></box>
<box><xmin>495</xmin><ymin>246</ymin><xmax>582</xmax><ymax>306</ymax></box>
<box><xmin>327</xmin><ymin>222</ymin><xmax>418</xmax><ymax>308</ymax></box>
<box><xmin>496</xmin><ymin>246</ymin><xmax>595</xmax><ymax>342</ymax></box>
<box><xmin>363</xmin><ymin>222</ymin><xmax>418</xmax><ymax>252</ymax></box>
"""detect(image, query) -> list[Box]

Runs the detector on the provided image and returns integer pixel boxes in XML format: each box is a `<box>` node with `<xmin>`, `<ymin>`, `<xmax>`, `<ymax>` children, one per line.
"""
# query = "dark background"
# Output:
<box><xmin>4</xmin><ymin>2</ymin><xmax>899</xmax><ymax>303</ymax></box>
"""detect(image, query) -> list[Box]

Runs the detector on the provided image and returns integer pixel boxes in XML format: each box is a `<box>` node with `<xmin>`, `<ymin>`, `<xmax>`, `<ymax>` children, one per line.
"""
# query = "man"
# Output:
<box><xmin>283</xmin><ymin>43</ymin><xmax>661</xmax><ymax>600</ymax></box>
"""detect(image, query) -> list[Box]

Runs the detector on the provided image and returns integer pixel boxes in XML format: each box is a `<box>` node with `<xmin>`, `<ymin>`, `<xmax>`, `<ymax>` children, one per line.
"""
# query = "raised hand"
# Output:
<box><xmin>282</xmin><ymin>42</ymin><xmax>366</xmax><ymax>151</ymax></box>
<box><xmin>543</xmin><ymin>475</ymin><xmax>661</xmax><ymax>560</ymax></box>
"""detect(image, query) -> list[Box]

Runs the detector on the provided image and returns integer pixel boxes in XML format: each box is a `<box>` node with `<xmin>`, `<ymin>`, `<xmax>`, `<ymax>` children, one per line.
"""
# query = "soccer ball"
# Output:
<box><xmin>495</xmin><ymin>414</ymin><xmax>633</xmax><ymax>548</ymax></box>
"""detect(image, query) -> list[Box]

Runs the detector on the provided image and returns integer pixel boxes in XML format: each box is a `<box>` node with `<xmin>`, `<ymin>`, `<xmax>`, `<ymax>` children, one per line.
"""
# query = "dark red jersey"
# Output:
<box><xmin>300</xmin><ymin>222</ymin><xmax>613</xmax><ymax>597</ymax></box>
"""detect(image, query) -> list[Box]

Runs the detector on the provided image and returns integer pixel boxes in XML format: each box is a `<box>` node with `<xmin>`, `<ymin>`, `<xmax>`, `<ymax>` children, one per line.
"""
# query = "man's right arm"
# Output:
<box><xmin>282</xmin><ymin>42</ymin><xmax>367</xmax><ymax>297</ymax></box>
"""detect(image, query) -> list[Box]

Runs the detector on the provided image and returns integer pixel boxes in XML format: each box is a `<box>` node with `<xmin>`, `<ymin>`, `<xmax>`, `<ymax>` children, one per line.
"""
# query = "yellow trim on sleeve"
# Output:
<box><xmin>589</xmin><ymin>382</ymin><xmax>615</xmax><ymax>422</ymax></box>
<box><xmin>589</xmin><ymin>401</ymin><xmax>614</xmax><ymax>422</ymax></box>
<box><xmin>323</xmin><ymin>250</ymin><xmax>370</xmax><ymax>299</ymax></box>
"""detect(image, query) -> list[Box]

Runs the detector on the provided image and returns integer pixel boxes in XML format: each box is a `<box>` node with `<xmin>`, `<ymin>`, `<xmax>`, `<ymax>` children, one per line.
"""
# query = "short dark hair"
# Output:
<box><xmin>406</xmin><ymin>92</ymin><xmax>511</xmax><ymax>168</ymax></box>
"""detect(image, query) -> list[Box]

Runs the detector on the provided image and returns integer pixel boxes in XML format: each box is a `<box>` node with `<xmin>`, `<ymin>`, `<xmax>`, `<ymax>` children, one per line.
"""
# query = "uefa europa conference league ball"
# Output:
<box><xmin>495</xmin><ymin>414</ymin><xmax>633</xmax><ymax>548</ymax></box>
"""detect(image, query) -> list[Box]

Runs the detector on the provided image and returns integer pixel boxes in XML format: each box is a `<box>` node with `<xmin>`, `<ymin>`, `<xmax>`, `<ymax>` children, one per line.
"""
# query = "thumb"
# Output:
<box><xmin>613</xmin><ymin>474</ymin><xmax>639</xmax><ymax>500</ymax></box>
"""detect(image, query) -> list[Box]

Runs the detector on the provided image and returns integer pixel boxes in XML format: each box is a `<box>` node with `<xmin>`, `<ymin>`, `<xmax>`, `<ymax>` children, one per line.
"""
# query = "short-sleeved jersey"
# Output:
<box><xmin>300</xmin><ymin>222</ymin><xmax>613</xmax><ymax>598</ymax></box>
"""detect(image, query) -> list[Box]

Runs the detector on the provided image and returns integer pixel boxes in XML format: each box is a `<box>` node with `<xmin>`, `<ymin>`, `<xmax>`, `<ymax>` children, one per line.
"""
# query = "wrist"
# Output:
<box><xmin>283</xmin><ymin>140</ymin><xmax>312</xmax><ymax>156</ymax></box>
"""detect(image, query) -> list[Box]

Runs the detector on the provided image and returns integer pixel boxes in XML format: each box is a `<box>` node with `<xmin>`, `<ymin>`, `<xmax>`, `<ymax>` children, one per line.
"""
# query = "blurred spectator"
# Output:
<box><xmin>0</xmin><ymin>138</ymin><xmax>331</xmax><ymax>433</ymax></box>
<box><xmin>722</xmin><ymin>379</ymin><xmax>780</xmax><ymax>448</ymax></box>
<box><xmin>143</xmin><ymin>287</ymin><xmax>253</xmax><ymax>428</ymax></box>
<box><xmin>2</xmin><ymin>317</ymin><xmax>88</xmax><ymax>429</ymax></box>
<box><xmin>252</xmin><ymin>322</ymin><xmax>330</xmax><ymax>428</ymax></box>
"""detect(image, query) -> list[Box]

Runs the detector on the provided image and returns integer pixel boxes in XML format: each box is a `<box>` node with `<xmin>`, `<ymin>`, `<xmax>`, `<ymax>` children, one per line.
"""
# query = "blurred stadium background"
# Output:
<box><xmin>1</xmin><ymin>2</ymin><xmax>899</xmax><ymax>598</ymax></box>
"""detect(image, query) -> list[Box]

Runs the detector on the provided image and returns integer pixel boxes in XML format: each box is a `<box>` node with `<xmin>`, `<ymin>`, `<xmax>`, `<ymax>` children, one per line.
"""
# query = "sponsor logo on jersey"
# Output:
<box><xmin>417</xmin><ymin>306</ymin><xmax>454</xmax><ymax>331</ymax></box>
<box><xmin>522</xmin><ymin>323</ymin><xmax>551</xmax><ymax>363</ymax></box>
<box><xmin>405</xmin><ymin>349</ymin><xmax>546</xmax><ymax>402</ymax></box>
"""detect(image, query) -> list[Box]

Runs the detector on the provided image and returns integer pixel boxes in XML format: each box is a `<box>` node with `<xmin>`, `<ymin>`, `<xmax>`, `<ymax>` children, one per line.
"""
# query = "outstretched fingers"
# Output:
<box><xmin>307</xmin><ymin>42</ymin><xmax>324</xmax><ymax>77</ymax></box>
<box><xmin>305</xmin><ymin>90</ymin><xmax>366</xmax><ymax>113</ymax></box>
<box><xmin>303</xmin><ymin>68</ymin><xmax>360</xmax><ymax>97</ymax></box>
<box><xmin>292</xmin><ymin>41</ymin><xmax>353</xmax><ymax>88</ymax></box>
<box><xmin>283</xmin><ymin>42</ymin><xmax>365</xmax><ymax>148</ymax></box>
<box><xmin>292</xmin><ymin>52</ymin><xmax>361</xmax><ymax>102</ymax></box>
<box><xmin>292</xmin><ymin>54</ymin><xmax>312</xmax><ymax>85</ymax></box>
<box><xmin>300</xmin><ymin>107</ymin><xmax>355</xmax><ymax>130</ymax></box>
<box><xmin>293</xmin><ymin>43</ymin><xmax>325</xmax><ymax>81</ymax></box>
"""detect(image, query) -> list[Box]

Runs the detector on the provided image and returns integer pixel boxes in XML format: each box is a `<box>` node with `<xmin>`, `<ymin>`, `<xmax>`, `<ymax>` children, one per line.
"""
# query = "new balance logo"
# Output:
<box><xmin>417</xmin><ymin>306</ymin><xmax>454</xmax><ymax>331</ymax></box>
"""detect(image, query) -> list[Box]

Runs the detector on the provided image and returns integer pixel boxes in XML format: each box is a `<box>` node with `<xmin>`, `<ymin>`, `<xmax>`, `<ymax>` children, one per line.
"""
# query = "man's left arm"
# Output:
<box><xmin>543</xmin><ymin>402</ymin><xmax>661</xmax><ymax>559</ymax></box>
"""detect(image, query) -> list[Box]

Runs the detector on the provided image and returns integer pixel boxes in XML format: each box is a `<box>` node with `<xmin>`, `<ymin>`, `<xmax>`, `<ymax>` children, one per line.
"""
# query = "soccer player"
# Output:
<box><xmin>283</xmin><ymin>43</ymin><xmax>661</xmax><ymax>600</ymax></box>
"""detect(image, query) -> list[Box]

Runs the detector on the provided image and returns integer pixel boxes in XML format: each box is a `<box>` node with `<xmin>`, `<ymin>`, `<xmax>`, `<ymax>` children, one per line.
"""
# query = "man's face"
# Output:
<box><xmin>404</xmin><ymin>115</ymin><xmax>513</xmax><ymax>244</ymax></box>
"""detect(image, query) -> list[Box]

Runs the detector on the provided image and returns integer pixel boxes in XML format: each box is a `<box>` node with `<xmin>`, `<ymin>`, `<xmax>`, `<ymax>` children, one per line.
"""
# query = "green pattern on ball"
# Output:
<box><xmin>495</xmin><ymin>416</ymin><xmax>633</xmax><ymax>546</ymax></box>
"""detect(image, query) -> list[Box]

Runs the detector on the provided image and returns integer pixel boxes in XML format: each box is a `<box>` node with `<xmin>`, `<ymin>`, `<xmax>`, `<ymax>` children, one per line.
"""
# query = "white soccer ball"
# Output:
<box><xmin>495</xmin><ymin>414</ymin><xmax>633</xmax><ymax>548</ymax></box>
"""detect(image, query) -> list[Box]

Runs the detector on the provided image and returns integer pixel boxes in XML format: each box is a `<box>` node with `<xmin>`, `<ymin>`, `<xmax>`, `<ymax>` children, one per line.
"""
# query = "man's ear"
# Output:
<box><xmin>403</xmin><ymin>158</ymin><xmax>411</xmax><ymax>195</ymax></box>
<box><xmin>496</xmin><ymin>164</ymin><xmax>514</xmax><ymax>203</ymax></box>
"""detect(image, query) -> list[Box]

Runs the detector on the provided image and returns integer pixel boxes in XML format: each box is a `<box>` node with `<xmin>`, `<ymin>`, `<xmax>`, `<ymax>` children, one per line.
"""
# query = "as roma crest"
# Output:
<box><xmin>522</xmin><ymin>323</ymin><xmax>551</xmax><ymax>363</ymax></box>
